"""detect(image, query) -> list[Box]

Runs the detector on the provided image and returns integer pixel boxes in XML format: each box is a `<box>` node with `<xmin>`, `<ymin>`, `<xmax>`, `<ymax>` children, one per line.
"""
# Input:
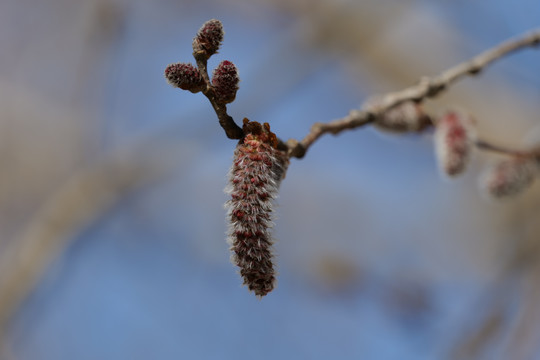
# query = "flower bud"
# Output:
<box><xmin>164</xmin><ymin>62</ymin><xmax>205</xmax><ymax>93</ymax></box>
<box><xmin>212</xmin><ymin>60</ymin><xmax>239</xmax><ymax>104</ymax></box>
<box><xmin>482</xmin><ymin>157</ymin><xmax>537</xmax><ymax>198</ymax></box>
<box><xmin>225</xmin><ymin>119</ymin><xmax>288</xmax><ymax>297</ymax></box>
<box><xmin>434</xmin><ymin>110</ymin><xmax>474</xmax><ymax>177</ymax></box>
<box><xmin>365</xmin><ymin>97</ymin><xmax>430</xmax><ymax>133</ymax></box>
<box><xmin>192</xmin><ymin>19</ymin><xmax>224</xmax><ymax>59</ymax></box>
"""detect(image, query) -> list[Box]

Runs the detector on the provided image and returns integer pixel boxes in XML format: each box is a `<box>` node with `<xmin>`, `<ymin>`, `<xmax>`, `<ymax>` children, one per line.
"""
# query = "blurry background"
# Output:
<box><xmin>0</xmin><ymin>0</ymin><xmax>539</xmax><ymax>359</ymax></box>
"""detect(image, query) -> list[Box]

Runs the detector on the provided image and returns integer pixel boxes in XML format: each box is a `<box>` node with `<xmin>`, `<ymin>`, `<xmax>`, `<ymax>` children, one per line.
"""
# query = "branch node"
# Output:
<box><xmin>468</xmin><ymin>65</ymin><xmax>482</xmax><ymax>75</ymax></box>
<box><xmin>287</xmin><ymin>139</ymin><xmax>306</xmax><ymax>159</ymax></box>
<box><xmin>426</xmin><ymin>81</ymin><xmax>446</xmax><ymax>97</ymax></box>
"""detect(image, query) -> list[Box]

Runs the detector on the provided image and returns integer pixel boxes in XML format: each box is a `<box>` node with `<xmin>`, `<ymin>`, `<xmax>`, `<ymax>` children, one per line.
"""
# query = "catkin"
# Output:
<box><xmin>225</xmin><ymin>119</ymin><xmax>288</xmax><ymax>297</ymax></box>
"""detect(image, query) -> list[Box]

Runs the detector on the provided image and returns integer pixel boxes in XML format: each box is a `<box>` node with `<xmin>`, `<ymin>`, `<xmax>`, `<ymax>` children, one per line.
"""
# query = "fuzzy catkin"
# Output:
<box><xmin>483</xmin><ymin>157</ymin><xmax>537</xmax><ymax>198</ymax></box>
<box><xmin>212</xmin><ymin>60</ymin><xmax>239</xmax><ymax>104</ymax></box>
<box><xmin>164</xmin><ymin>62</ymin><xmax>205</xmax><ymax>93</ymax></box>
<box><xmin>434</xmin><ymin>110</ymin><xmax>474</xmax><ymax>177</ymax></box>
<box><xmin>192</xmin><ymin>19</ymin><xmax>224</xmax><ymax>58</ymax></box>
<box><xmin>225</xmin><ymin>119</ymin><xmax>288</xmax><ymax>297</ymax></box>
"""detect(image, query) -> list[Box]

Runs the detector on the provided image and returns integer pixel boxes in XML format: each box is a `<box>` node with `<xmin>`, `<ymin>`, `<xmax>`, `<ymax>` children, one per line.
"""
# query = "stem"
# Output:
<box><xmin>288</xmin><ymin>28</ymin><xmax>540</xmax><ymax>159</ymax></box>
<box><xmin>194</xmin><ymin>52</ymin><xmax>243</xmax><ymax>140</ymax></box>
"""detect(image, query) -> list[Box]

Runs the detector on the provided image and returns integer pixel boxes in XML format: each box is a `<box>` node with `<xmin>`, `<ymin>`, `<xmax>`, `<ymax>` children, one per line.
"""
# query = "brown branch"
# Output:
<box><xmin>194</xmin><ymin>53</ymin><xmax>244</xmax><ymax>140</ymax></box>
<box><xmin>473</xmin><ymin>139</ymin><xmax>533</xmax><ymax>157</ymax></box>
<box><xmin>287</xmin><ymin>28</ymin><xmax>540</xmax><ymax>159</ymax></box>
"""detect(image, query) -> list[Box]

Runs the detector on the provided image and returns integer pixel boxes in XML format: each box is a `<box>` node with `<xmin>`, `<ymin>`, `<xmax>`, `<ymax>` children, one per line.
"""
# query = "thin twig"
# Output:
<box><xmin>194</xmin><ymin>53</ymin><xmax>243</xmax><ymax>140</ymax></box>
<box><xmin>474</xmin><ymin>139</ymin><xmax>537</xmax><ymax>158</ymax></box>
<box><xmin>287</xmin><ymin>29</ymin><xmax>540</xmax><ymax>159</ymax></box>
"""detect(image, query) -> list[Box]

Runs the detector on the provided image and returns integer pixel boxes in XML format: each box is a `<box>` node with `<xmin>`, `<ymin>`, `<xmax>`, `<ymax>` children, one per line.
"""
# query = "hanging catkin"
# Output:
<box><xmin>225</xmin><ymin>119</ymin><xmax>288</xmax><ymax>297</ymax></box>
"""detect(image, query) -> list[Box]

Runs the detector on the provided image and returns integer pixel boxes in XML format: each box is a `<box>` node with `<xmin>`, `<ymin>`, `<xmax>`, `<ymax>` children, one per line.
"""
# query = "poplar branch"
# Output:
<box><xmin>474</xmin><ymin>139</ymin><xmax>540</xmax><ymax>158</ymax></box>
<box><xmin>287</xmin><ymin>28</ymin><xmax>540</xmax><ymax>159</ymax></box>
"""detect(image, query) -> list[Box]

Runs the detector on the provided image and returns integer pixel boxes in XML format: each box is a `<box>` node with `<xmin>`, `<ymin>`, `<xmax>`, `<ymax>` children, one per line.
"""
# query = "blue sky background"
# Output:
<box><xmin>1</xmin><ymin>0</ymin><xmax>540</xmax><ymax>359</ymax></box>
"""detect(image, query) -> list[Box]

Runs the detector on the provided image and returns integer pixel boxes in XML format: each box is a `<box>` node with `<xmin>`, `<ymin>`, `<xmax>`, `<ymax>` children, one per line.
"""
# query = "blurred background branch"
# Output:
<box><xmin>0</xmin><ymin>145</ymin><xmax>166</xmax><ymax>343</ymax></box>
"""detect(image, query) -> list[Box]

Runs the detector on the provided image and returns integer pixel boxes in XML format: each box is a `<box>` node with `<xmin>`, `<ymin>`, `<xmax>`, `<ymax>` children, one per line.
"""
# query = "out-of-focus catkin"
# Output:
<box><xmin>482</xmin><ymin>157</ymin><xmax>538</xmax><ymax>198</ymax></box>
<box><xmin>224</xmin><ymin>119</ymin><xmax>288</xmax><ymax>297</ymax></box>
<box><xmin>364</xmin><ymin>97</ymin><xmax>431</xmax><ymax>133</ymax></box>
<box><xmin>434</xmin><ymin>110</ymin><xmax>474</xmax><ymax>177</ymax></box>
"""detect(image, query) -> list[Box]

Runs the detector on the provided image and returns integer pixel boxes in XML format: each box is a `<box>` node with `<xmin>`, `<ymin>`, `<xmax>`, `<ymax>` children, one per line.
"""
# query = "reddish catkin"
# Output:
<box><xmin>225</xmin><ymin>119</ymin><xmax>289</xmax><ymax>297</ymax></box>
<box><xmin>434</xmin><ymin>110</ymin><xmax>474</xmax><ymax>177</ymax></box>
<box><xmin>212</xmin><ymin>60</ymin><xmax>240</xmax><ymax>104</ymax></box>
<box><xmin>164</xmin><ymin>62</ymin><xmax>205</xmax><ymax>93</ymax></box>
<box><xmin>192</xmin><ymin>19</ymin><xmax>224</xmax><ymax>59</ymax></box>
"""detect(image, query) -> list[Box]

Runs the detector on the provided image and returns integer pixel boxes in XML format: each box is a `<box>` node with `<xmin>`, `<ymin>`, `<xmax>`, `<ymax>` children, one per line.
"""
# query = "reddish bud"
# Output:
<box><xmin>365</xmin><ymin>97</ymin><xmax>431</xmax><ymax>133</ymax></box>
<box><xmin>164</xmin><ymin>62</ymin><xmax>205</xmax><ymax>93</ymax></box>
<box><xmin>225</xmin><ymin>119</ymin><xmax>289</xmax><ymax>297</ymax></box>
<box><xmin>482</xmin><ymin>157</ymin><xmax>537</xmax><ymax>198</ymax></box>
<box><xmin>434</xmin><ymin>110</ymin><xmax>474</xmax><ymax>177</ymax></box>
<box><xmin>212</xmin><ymin>60</ymin><xmax>239</xmax><ymax>104</ymax></box>
<box><xmin>192</xmin><ymin>19</ymin><xmax>224</xmax><ymax>59</ymax></box>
